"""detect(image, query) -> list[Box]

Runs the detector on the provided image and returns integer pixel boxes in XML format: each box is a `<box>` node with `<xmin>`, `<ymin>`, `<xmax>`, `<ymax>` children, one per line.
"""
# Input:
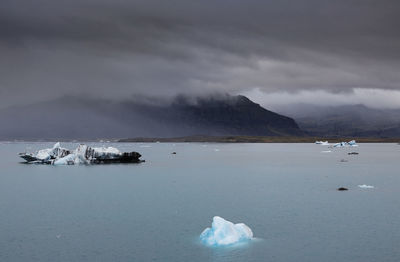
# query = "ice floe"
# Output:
<box><xmin>200</xmin><ymin>216</ymin><xmax>253</xmax><ymax>246</ymax></box>
<box><xmin>333</xmin><ymin>140</ymin><xmax>358</xmax><ymax>147</ymax></box>
<box><xmin>315</xmin><ymin>141</ymin><xmax>329</xmax><ymax>145</ymax></box>
<box><xmin>358</xmin><ymin>184</ymin><xmax>374</xmax><ymax>189</ymax></box>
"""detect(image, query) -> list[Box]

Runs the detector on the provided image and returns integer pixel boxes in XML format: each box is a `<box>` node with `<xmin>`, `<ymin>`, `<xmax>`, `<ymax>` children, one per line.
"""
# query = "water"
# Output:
<box><xmin>0</xmin><ymin>142</ymin><xmax>399</xmax><ymax>262</ymax></box>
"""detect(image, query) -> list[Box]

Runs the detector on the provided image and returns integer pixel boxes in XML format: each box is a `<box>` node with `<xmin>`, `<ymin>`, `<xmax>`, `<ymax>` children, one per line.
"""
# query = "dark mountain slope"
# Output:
<box><xmin>0</xmin><ymin>94</ymin><xmax>302</xmax><ymax>140</ymax></box>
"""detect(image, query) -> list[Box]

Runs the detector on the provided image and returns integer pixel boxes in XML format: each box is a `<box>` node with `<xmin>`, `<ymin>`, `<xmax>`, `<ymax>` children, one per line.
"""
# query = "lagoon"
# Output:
<box><xmin>0</xmin><ymin>142</ymin><xmax>399</xmax><ymax>262</ymax></box>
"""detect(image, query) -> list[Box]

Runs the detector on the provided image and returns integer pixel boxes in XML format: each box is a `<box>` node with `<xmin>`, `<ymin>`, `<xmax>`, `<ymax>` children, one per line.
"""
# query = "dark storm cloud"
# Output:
<box><xmin>1</xmin><ymin>0</ymin><xmax>400</xmax><ymax>108</ymax></box>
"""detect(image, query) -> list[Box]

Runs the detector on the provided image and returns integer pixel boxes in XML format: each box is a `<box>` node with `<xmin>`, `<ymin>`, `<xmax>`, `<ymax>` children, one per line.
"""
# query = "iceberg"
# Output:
<box><xmin>53</xmin><ymin>153</ymin><xmax>78</xmax><ymax>165</ymax></box>
<box><xmin>315</xmin><ymin>141</ymin><xmax>329</xmax><ymax>145</ymax></box>
<box><xmin>333</xmin><ymin>142</ymin><xmax>347</xmax><ymax>147</ymax></box>
<box><xmin>19</xmin><ymin>142</ymin><xmax>71</xmax><ymax>163</ymax></box>
<box><xmin>333</xmin><ymin>140</ymin><xmax>358</xmax><ymax>148</ymax></box>
<box><xmin>200</xmin><ymin>216</ymin><xmax>253</xmax><ymax>246</ymax></box>
<box><xmin>19</xmin><ymin>143</ymin><xmax>143</xmax><ymax>165</ymax></box>
<box><xmin>348</xmin><ymin>140</ymin><xmax>356</xmax><ymax>146</ymax></box>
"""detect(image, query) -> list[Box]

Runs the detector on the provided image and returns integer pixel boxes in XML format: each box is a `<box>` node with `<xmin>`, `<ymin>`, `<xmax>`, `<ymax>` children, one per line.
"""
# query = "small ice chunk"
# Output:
<box><xmin>358</xmin><ymin>184</ymin><xmax>374</xmax><ymax>189</ymax></box>
<box><xmin>333</xmin><ymin>142</ymin><xmax>347</xmax><ymax>147</ymax></box>
<box><xmin>200</xmin><ymin>216</ymin><xmax>253</xmax><ymax>246</ymax></box>
<box><xmin>321</xmin><ymin>150</ymin><xmax>332</xmax><ymax>153</ymax></box>
<box><xmin>348</xmin><ymin>140</ymin><xmax>357</xmax><ymax>146</ymax></box>
<box><xmin>334</xmin><ymin>140</ymin><xmax>358</xmax><ymax>147</ymax></box>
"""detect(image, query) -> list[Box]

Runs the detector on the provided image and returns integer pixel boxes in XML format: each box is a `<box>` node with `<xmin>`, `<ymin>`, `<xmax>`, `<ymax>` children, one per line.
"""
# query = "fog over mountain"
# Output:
<box><xmin>0</xmin><ymin>95</ymin><xmax>302</xmax><ymax>139</ymax></box>
<box><xmin>275</xmin><ymin>104</ymin><xmax>400</xmax><ymax>137</ymax></box>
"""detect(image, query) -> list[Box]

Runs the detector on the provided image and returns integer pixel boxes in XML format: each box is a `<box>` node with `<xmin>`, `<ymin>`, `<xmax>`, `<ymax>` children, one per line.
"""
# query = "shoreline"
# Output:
<box><xmin>2</xmin><ymin>136</ymin><xmax>399</xmax><ymax>143</ymax></box>
<box><xmin>118</xmin><ymin>136</ymin><xmax>400</xmax><ymax>143</ymax></box>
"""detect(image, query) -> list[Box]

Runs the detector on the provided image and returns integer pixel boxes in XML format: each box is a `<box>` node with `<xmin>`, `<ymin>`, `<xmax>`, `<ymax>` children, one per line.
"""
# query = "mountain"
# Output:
<box><xmin>0</xmin><ymin>94</ymin><xmax>302</xmax><ymax>140</ymax></box>
<box><xmin>274</xmin><ymin>104</ymin><xmax>400</xmax><ymax>137</ymax></box>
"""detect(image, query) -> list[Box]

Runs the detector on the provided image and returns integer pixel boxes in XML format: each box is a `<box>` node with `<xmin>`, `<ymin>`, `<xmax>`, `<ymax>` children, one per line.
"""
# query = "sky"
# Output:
<box><xmin>1</xmin><ymin>0</ymin><xmax>400</xmax><ymax>109</ymax></box>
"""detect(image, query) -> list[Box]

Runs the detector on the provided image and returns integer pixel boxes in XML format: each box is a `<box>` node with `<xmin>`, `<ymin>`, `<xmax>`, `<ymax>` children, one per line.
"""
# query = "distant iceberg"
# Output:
<box><xmin>333</xmin><ymin>140</ymin><xmax>358</xmax><ymax>147</ymax></box>
<box><xmin>358</xmin><ymin>184</ymin><xmax>374</xmax><ymax>189</ymax></box>
<box><xmin>333</xmin><ymin>142</ymin><xmax>347</xmax><ymax>147</ymax></box>
<box><xmin>348</xmin><ymin>140</ymin><xmax>357</xmax><ymax>146</ymax></box>
<box><xmin>315</xmin><ymin>141</ymin><xmax>329</xmax><ymax>145</ymax></box>
<box><xmin>19</xmin><ymin>143</ymin><xmax>143</xmax><ymax>165</ymax></box>
<box><xmin>200</xmin><ymin>216</ymin><xmax>253</xmax><ymax>246</ymax></box>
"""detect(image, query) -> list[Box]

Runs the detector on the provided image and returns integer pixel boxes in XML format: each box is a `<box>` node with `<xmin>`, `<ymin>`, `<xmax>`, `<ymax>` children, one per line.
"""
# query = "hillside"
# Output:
<box><xmin>0</xmin><ymin>94</ymin><xmax>302</xmax><ymax>140</ymax></box>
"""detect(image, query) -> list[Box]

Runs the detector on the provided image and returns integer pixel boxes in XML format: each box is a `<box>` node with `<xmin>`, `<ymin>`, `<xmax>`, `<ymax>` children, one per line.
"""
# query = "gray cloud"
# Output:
<box><xmin>1</xmin><ymin>0</ymin><xmax>400</xmax><ymax>108</ymax></box>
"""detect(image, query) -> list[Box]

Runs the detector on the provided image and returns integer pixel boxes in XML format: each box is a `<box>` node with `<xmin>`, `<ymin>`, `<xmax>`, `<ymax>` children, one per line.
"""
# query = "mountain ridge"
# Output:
<box><xmin>0</xmin><ymin>94</ymin><xmax>302</xmax><ymax>139</ymax></box>
<box><xmin>274</xmin><ymin>103</ymin><xmax>400</xmax><ymax>137</ymax></box>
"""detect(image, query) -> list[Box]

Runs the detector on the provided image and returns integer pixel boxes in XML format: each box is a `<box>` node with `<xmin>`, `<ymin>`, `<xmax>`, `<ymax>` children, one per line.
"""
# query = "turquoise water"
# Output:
<box><xmin>0</xmin><ymin>142</ymin><xmax>399</xmax><ymax>262</ymax></box>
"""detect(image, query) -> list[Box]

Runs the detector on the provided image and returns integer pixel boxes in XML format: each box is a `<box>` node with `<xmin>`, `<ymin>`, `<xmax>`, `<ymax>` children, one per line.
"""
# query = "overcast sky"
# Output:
<box><xmin>1</xmin><ymin>0</ymin><xmax>400</xmax><ymax>109</ymax></box>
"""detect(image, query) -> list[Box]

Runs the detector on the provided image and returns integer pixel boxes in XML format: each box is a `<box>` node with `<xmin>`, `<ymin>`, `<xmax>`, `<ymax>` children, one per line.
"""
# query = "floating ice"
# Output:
<box><xmin>33</xmin><ymin>142</ymin><xmax>70</xmax><ymax>162</ymax></box>
<box><xmin>333</xmin><ymin>140</ymin><xmax>358</xmax><ymax>148</ymax></box>
<box><xmin>333</xmin><ymin>142</ymin><xmax>347</xmax><ymax>147</ymax></box>
<box><xmin>19</xmin><ymin>142</ymin><xmax>142</xmax><ymax>165</ymax></box>
<box><xmin>53</xmin><ymin>154</ymin><xmax>77</xmax><ymax>165</ymax></box>
<box><xmin>200</xmin><ymin>216</ymin><xmax>253</xmax><ymax>246</ymax></box>
<box><xmin>315</xmin><ymin>141</ymin><xmax>329</xmax><ymax>145</ymax></box>
<box><xmin>321</xmin><ymin>150</ymin><xmax>332</xmax><ymax>153</ymax></box>
<box><xmin>358</xmin><ymin>184</ymin><xmax>374</xmax><ymax>189</ymax></box>
<box><xmin>348</xmin><ymin>140</ymin><xmax>356</xmax><ymax>145</ymax></box>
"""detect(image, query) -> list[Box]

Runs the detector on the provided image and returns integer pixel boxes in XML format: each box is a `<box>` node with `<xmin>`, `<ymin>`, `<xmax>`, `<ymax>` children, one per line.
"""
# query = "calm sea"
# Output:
<box><xmin>0</xmin><ymin>142</ymin><xmax>399</xmax><ymax>262</ymax></box>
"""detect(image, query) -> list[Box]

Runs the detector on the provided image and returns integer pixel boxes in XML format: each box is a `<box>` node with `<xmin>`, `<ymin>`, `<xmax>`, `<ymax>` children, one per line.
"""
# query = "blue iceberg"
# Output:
<box><xmin>200</xmin><ymin>216</ymin><xmax>253</xmax><ymax>246</ymax></box>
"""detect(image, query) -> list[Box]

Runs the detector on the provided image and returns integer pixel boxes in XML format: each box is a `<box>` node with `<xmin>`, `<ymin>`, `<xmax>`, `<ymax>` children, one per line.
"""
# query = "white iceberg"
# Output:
<box><xmin>53</xmin><ymin>154</ymin><xmax>73</xmax><ymax>165</ymax></box>
<box><xmin>348</xmin><ymin>140</ymin><xmax>357</xmax><ymax>146</ymax></box>
<box><xmin>28</xmin><ymin>142</ymin><xmax>71</xmax><ymax>162</ymax></box>
<box><xmin>333</xmin><ymin>142</ymin><xmax>347</xmax><ymax>147</ymax></box>
<box><xmin>20</xmin><ymin>142</ymin><xmax>142</xmax><ymax>165</ymax></box>
<box><xmin>358</xmin><ymin>184</ymin><xmax>374</xmax><ymax>189</ymax></box>
<box><xmin>200</xmin><ymin>216</ymin><xmax>253</xmax><ymax>246</ymax></box>
<box><xmin>315</xmin><ymin>141</ymin><xmax>329</xmax><ymax>145</ymax></box>
<box><xmin>333</xmin><ymin>140</ymin><xmax>358</xmax><ymax>148</ymax></box>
